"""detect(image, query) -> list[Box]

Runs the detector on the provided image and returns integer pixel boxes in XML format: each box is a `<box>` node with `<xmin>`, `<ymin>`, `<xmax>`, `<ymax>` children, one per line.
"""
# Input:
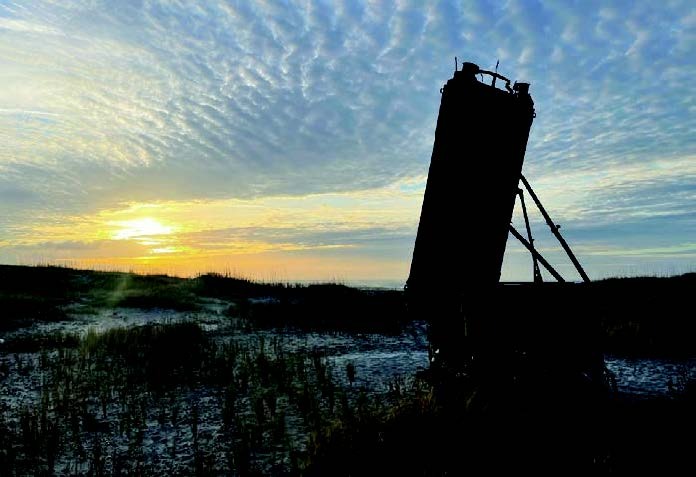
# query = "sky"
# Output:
<box><xmin>1</xmin><ymin>0</ymin><xmax>695</xmax><ymax>286</ymax></box>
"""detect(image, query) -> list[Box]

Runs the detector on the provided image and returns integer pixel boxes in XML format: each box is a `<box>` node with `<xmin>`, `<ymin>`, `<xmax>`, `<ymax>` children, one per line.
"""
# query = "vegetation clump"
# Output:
<box><xmin>0</xmin><ymin>321</ymin><xmax>417</xmax><ymax>475</ymax></box>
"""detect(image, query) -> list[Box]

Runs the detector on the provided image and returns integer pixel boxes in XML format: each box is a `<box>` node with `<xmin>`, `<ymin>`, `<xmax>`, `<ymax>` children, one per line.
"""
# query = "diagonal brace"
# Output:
<box><xmin>520</xmin><ymin>174</ymin><xmax>590</xmax><ymax>283</ymax></box>
<box><xmin>509</xmin><ymin>225</ymin><xmax>565</xmax><ymax>283</ymax></box>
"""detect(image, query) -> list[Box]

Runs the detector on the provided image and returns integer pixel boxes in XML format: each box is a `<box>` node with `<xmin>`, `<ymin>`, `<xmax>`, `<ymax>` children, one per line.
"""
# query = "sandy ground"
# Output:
<box><xmin>0</xmin><ymin>302</ymin><xmax>692</xmax><ymax>474</ymax></box>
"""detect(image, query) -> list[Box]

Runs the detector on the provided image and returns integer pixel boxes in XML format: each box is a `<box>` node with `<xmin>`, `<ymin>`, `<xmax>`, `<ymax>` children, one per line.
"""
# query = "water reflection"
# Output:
<box><xmin>606</xmin><ymin>356</ymin><xmax>695</xmax><ymax>398</ymax></box>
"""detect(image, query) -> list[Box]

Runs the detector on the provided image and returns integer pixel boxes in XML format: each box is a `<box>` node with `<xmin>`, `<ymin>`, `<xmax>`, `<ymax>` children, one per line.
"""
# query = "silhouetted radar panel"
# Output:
<box><xmin>408</xmin><ymin>62</ymin><xmax>535</xmax><ymax>299</ymax></box>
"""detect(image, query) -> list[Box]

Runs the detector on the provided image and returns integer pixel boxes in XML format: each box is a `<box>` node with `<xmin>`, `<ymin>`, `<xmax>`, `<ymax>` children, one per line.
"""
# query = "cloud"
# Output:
<box><xmin>2</xmin><ymin>1</ymin><xmax>444</xmax><ymax>211</ymax></box>
<box><xmin>1</xmin><ymin>0</ymin><xmax>696</xmax><ymax>280</ymax></box>
<box><xmin>178</xmin><ymin>223</ymin><xmax>415</xmax><ymax>257</ymax></box>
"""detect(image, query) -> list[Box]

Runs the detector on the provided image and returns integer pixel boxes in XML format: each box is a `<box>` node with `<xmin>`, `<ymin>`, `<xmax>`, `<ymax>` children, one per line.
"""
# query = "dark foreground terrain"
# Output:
<box><xmin>0</xmin><ymin>265</ymin><xmax>694</xmax><ymax>475</ymax></box>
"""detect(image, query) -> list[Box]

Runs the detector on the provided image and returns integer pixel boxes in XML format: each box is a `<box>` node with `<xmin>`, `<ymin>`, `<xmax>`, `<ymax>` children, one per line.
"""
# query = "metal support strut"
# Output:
<box><xmin>509</xmin><ymin>174</ymin><xmax>591</xmax><ymax>283</ymax></box>
<box><xmin>509</xmin><ymin>225</ymin><xmax>565</xmax><ymax>282</ymax></box>
<box><xmin>517</xmin><ymin>188</ymin><xmax>543</xmax><ymax>283</ymax></box>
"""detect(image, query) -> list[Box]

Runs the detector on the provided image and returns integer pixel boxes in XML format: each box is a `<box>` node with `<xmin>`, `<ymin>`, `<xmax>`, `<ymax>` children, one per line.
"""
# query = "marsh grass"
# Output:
<box><xmin>2</xmin><ymin>265</ymin><xmax>694</xmax><ymax>474</ymax></box>
<box><xmin>0</xmin><ymin>321</ymin><xmax>409</xmax><ymax>475</ymax></box>
<box><xmin>591</xmin><ymin>274</ymin><xmax>696</xmax><ymax>357</ymax></box>
<box><xmin>1</xmin><ymin>331</ymin><xmax>80</xmax><ymax>353</ymax></box>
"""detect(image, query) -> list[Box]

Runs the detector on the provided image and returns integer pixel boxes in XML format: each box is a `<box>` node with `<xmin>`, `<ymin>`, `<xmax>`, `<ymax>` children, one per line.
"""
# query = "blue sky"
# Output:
<box><xmin>1</xmin><ymin>0</ymin><xmax>695</xmax><ymax>285</ymax></box>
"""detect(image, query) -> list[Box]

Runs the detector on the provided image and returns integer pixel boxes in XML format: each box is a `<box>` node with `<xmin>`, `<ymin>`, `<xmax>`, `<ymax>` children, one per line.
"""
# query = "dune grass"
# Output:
<box><xmin>3</xmin><ymin>264</ymin><xmax>694</xmax><ymax>353</ymax></box>
<box><xmin>0</xmin><ymin>266</ymin><xmax>409</xmax><ymax>334</ymax></box>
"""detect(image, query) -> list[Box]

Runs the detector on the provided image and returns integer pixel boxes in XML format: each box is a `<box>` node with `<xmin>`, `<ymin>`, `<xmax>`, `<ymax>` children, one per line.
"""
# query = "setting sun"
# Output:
<box><xmin>112</xmin><ymin>218</ymin><xmax>174</xmax><ymax>240</ymax></box>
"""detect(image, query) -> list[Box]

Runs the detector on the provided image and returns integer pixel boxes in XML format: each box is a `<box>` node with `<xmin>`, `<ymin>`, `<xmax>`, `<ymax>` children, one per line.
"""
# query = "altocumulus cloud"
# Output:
<box><xmin>2</xmin><ymin>0</ymin><xmax>441</xmax><ymax>211</ymax></box>
<box><xmin>1</xmin><ymin>0</ymin><xmax>695</xmax><ymax>280</ymax></box>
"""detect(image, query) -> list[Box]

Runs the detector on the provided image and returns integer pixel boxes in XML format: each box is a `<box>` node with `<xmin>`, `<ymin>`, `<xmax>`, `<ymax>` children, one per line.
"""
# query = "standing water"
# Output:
<box><xmin>1</xmin><ymin>306</ymin><xmax>690</xmax><ymax>398</ymax></box>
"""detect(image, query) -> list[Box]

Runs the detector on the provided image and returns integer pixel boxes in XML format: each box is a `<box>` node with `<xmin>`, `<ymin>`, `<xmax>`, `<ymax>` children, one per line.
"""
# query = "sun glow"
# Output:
<box><xmin>5</xmin><ymin>184</ymin><xmax>422</xmax><ymax>282</ymax></box>
<box><xmin>112</xmin><ymin>218</ymin><xmax>174</xmax><ymax>240</ymax></box>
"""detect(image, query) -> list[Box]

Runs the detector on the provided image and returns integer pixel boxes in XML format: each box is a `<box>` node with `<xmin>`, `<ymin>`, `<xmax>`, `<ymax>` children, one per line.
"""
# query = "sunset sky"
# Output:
<box><xmin>1</xmin><ymin>0</ymin><xmax>695</xmax><ymax>286</ymax></box>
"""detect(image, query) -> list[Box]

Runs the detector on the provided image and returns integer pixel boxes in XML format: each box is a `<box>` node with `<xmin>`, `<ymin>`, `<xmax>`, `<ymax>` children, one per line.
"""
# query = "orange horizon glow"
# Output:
<box><xmin>4</xmin><ymin>183</ymin><xmax>423</xmax><ymax>284</ymax></box>
<box><xmin>21</xmin><ymin>253</ymin><xmax>410</xmax><ymax>286</ymax></box>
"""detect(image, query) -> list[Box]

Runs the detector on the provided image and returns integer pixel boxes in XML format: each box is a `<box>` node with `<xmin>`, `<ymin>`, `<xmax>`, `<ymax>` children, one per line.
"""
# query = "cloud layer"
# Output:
<box><xmin>1</xmin><ymin>0</ymin><xmax>695</xmax><ymax>281</ymax></box>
